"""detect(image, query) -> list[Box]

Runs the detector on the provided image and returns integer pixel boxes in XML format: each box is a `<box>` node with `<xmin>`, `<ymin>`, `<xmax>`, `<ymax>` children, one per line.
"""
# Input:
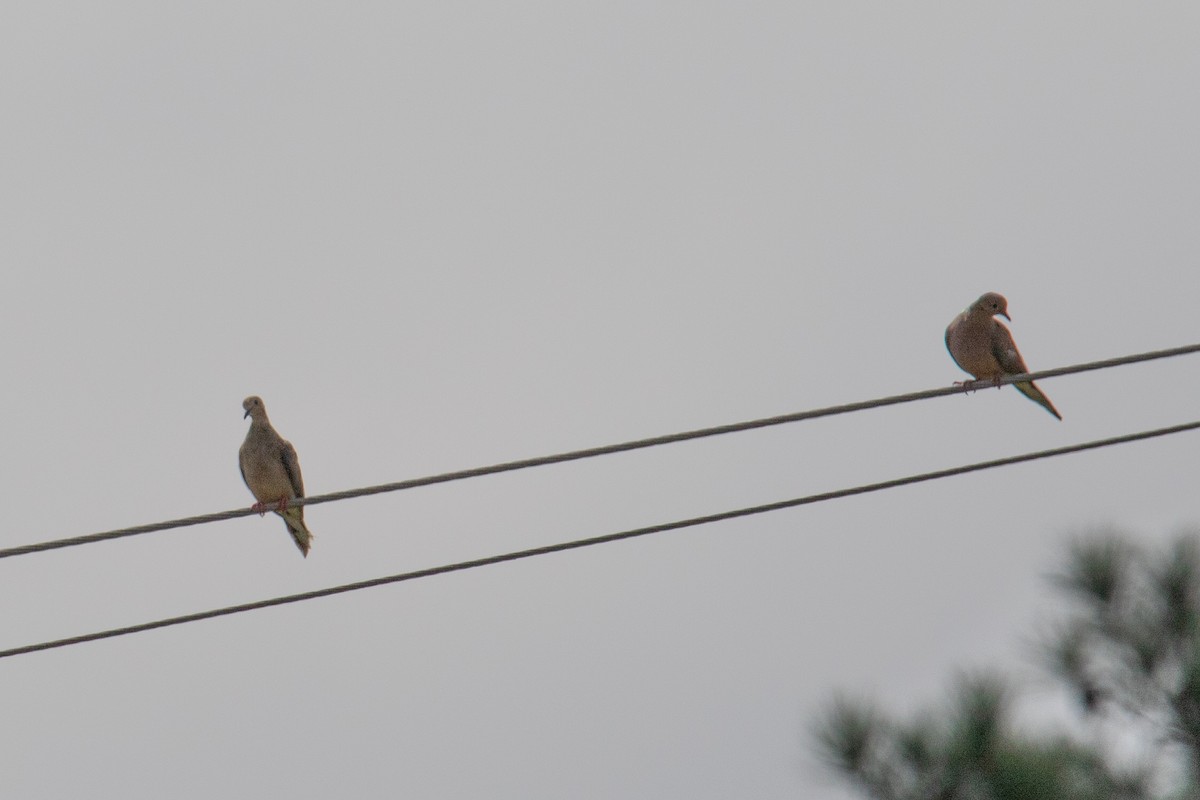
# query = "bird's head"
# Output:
<box><xmin>243</xmin><ymin>395</ymin><xmax>266</xmax><ymax>420</ymax></box>
<box><xmin>974</xmin><ymin>291</ymin><xmax>1010</xmax><ymax>320</ymax></box>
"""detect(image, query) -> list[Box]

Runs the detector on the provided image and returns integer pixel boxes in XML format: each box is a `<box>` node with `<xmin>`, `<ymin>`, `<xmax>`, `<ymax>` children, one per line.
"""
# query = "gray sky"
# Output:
<box><xmin>3</xmin><ymin>3</ymin><xmax>1199</xmax><ymax>798</ymax></box>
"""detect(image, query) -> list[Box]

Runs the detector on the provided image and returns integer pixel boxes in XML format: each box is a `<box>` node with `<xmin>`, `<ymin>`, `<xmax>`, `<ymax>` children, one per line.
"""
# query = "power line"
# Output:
<box><xmin>3</xmin><ymin>418</ymin><xmax>1196</xmax><ymax>660</ymax></box>
<box><xmin>2</xmin><ymin>342</ymin><xmax>1197</xmax><ymax>561</ymax></box>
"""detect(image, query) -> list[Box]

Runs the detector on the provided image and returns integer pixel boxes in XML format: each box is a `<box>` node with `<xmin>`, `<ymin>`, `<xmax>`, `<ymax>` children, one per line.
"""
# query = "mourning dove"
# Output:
<box><xmin>239</xmin><ymin>396</ymin><xmax>314</xmax><ymax>556</ymax></box>
<box><xmin>945</xmin><ymin>292</ymin><xmax>1062</xmax><ymax>420</ymax></box>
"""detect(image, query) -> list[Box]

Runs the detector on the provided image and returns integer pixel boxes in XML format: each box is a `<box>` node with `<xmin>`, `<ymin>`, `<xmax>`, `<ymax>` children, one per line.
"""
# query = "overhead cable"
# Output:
<box><xmin>3</xmin><ymin>418</ymin><xmax>1196</xmax><ymax>659</ymax></box>
<box><xmin>2</xmin><ymin>342</ymin><xmax>1196</xmax><ymax>561</ymax></box>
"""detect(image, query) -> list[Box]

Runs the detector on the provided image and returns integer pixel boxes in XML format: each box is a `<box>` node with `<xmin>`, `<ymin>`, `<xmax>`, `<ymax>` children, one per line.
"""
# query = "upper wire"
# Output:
<box><xmin>1</xmin><ymin>341</ymin><xmax>1197</xmax><ymax>561</ymax></box>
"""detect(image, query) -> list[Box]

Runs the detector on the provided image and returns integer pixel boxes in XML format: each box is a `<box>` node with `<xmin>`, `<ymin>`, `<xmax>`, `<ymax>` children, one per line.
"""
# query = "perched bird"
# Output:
<box><xmin>945</xmin><ymin>292</ymin><xmax>1062</xmax><ymax>420</ymax></box>
<box><xmin>239</xmin><ymin>396</ymin><xmax>314</xmax><ymax>556</ymax></box>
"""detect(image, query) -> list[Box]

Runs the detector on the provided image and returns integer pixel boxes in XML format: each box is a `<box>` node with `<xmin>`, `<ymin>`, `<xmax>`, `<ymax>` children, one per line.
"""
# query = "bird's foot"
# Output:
<box><xmin>251</xmin><ymin>501</ymin><xmax>269</xmax><ymax>516</ymax></box>
<box><xmin>276</xmin><ymin>497</ymin><xmax>290</xmax><ymax>513</ymax></box>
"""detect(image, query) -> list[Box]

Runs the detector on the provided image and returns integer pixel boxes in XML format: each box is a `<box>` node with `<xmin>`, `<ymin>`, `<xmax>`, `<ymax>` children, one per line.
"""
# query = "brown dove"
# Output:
<box><xmin>239</xmin><ymin>396</ymin><xmax>314</xmax><ymax>556</ymax></box>
<box><xmin>945</xmin><ymin>292</ymin><xmax>1062</xmax><ymax>420</ymax></box>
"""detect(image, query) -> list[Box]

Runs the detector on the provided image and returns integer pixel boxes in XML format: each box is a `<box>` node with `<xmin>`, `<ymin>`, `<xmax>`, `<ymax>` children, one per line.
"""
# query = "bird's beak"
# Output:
<box><xmin>244</xmin><ymin>409</ymin><xmax>251</xmax><ymax>419</ymax></box>
<box><xmin>1000</xmin><ymin>311</ymin><xmax>1011</xmax><ymax>321</ymax></box>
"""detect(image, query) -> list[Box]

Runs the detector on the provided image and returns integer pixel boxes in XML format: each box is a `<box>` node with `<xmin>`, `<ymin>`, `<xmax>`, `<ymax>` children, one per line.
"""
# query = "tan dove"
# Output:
<box><xmin>945</xmin><ymin>292</ymin><xmax>1062</xmax><ymax>420</ymax></box>
<box><xmin>239</xmin><ymin>396</ymin><xmax>314</xmax><ymax>556</ymax></box>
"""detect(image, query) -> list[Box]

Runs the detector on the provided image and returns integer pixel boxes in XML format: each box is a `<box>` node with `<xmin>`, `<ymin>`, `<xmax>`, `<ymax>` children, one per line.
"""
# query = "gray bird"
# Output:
<box><xmin>239</xmin><ymin>396</ymin><xmax>314</xmax><ymax>556</ymax></box>
<box><xmin>945</xmin><ymin>292</ymin><xmax>1062</xmax><ymax>420</ymax></box>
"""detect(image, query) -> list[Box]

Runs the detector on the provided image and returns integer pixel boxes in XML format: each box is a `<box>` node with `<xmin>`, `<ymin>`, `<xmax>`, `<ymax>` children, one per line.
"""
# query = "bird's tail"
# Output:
<box><xmin>279</xmin><ymin>508</ymin><xmax>314</xmax><ymax>557</ymax></box>
<box><xmin>1014</xmin><ymin>380</ymin><xmax>1062</xmax><ymax>420</ymax></box>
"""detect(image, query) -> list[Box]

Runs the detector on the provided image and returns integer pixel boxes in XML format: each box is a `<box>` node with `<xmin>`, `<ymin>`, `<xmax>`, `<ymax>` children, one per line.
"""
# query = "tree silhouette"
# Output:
<box><xmin>814</xmin><ymin>530</ymin><xmax>1200</xmax><ymax>800</ymax></box>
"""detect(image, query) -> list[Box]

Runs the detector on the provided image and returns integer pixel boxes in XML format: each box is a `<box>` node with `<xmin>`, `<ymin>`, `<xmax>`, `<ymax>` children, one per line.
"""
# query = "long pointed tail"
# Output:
<box><xmin>1014</xmin><ymin>380</ymin><xmax>1062</xmax><ymax>420</ymax></box>
<box><xmin>278</xmin><ymin>508</ymin><xmax>314</xmax><ymax>557</ymax></box>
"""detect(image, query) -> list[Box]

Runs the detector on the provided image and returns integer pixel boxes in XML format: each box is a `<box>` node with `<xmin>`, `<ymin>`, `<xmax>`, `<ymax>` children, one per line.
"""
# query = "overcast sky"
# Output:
<box><xmin>3</xmin><ymin>3</ymin><xmax>1199</xmax><ymax>798</ymax></box>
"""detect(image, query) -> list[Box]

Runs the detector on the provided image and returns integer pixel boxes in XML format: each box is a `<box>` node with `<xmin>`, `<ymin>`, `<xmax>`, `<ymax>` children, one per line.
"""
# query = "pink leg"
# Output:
<box><xmin>276</xmin><ymin>497</ymin><xmax>290</xmax><ymax>513</ymax></box>
<box><xmin>251</xmin><ymin>501</ymin><xmax>269</xmax><ymax>516</ymax></box>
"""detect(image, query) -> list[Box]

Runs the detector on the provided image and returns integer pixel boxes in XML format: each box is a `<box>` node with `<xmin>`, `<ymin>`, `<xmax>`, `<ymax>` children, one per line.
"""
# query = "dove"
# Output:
<box><xmin>945</xmin><ymin>292</ymin><xmax>1062</xmax><ymax>420</ymax></box>
<box><xmin>239</xmin><ymin>396</ymin><xmax>314</xmax><ymax>556</ymax></box>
